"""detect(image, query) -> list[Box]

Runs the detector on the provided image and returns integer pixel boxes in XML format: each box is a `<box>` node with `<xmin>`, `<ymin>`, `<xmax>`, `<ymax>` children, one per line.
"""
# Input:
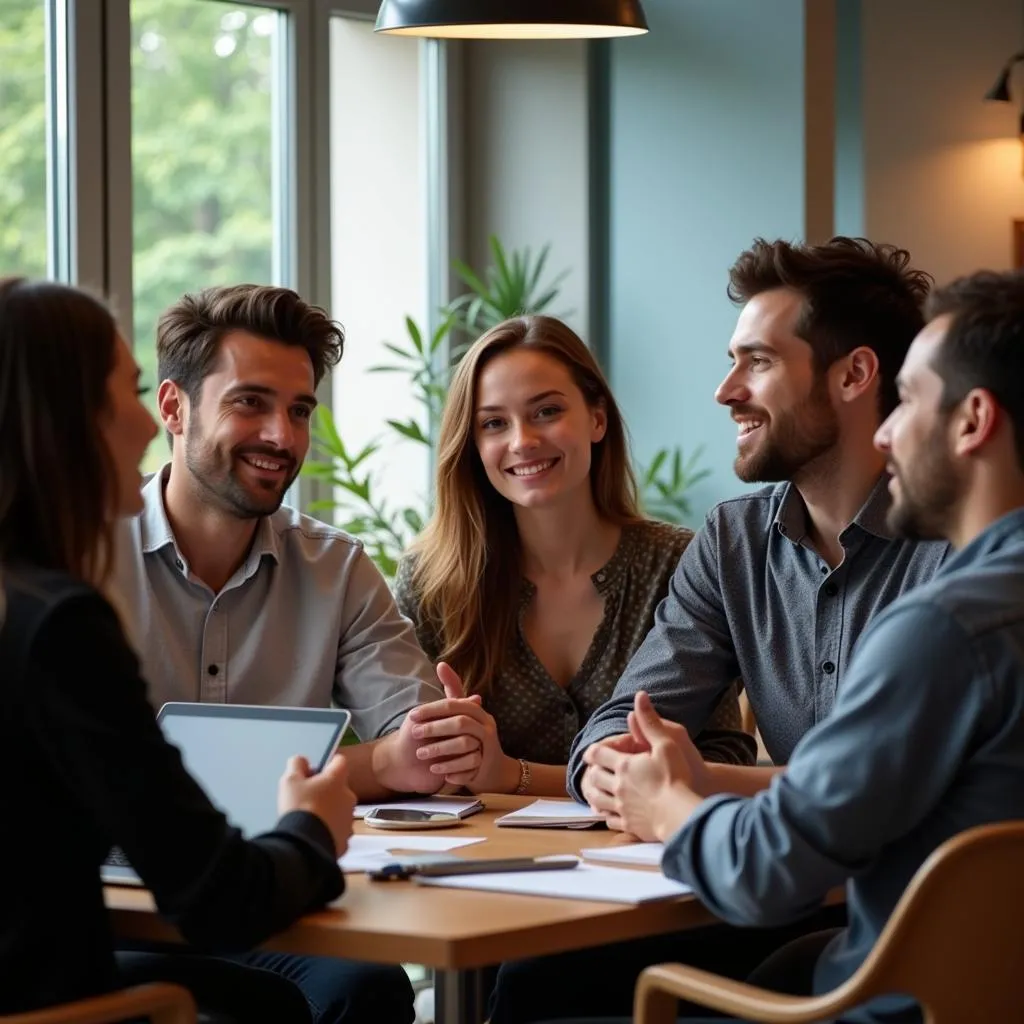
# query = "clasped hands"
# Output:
<box><xmin>579</xmin><ymin>691</ymin><xmax>709</xmax><ymax>842</ymax></box>
<box><xmin>394</xmin><ymin>662</ymin><xmax>521</xmax><ymax>794</ymax></box>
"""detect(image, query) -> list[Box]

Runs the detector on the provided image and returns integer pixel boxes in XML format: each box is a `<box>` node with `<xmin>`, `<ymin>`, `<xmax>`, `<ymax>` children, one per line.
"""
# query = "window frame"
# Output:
<box><xmin>49</xmin><ymin>0</ymin><xmax>450</xmax><ymax>512</ymax></box>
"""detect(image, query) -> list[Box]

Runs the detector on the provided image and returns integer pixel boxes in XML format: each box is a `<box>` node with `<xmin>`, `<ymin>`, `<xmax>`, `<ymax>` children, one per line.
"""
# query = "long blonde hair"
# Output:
<box><xmin>410</xmin><ymin>316</ymin><xmax>643</xmax><ymax>696</ymax></box>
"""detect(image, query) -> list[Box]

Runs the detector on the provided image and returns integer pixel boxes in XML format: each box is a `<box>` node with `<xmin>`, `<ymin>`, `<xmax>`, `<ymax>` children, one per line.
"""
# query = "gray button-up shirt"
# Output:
<box><xmin>568</xmin><ymin>475</ymin><xmax>949</xmax><ymax>795</ymax></box>
<box><xmin>665</xmin><ymin>507</ymin><xmax>1024</xmax><ymax>1023</ymax></box>
<box><xmin>110</xmin><ymin>468</ymin><xmax>442</xmax><ymax>739</ymax></box>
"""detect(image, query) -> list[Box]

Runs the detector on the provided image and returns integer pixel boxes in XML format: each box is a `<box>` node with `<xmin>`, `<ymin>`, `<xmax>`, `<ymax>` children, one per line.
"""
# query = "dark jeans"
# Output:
<box><xmin>116</xmin><ymin>948</ymin><xmax>415</xmax><ymax>1024</ymax></box>
<box><xmin>488</xmin><ymin>904</ymin><xmax>847</xmax><ymax>1024</ymax></box>
<box><xmin>533</xmin><ymin>928</ymin><xmax>843</xmax><ymax>1024</ymax></box>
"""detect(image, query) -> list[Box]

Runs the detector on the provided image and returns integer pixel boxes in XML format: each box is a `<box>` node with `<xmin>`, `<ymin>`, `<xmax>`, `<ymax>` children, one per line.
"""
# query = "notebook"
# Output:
<box><xmin>495</xmin><ymin>798</ymin><xmax>604</xmax><ymax>829</ymax></box>
<box><xmin>101</xmin><ymin>703</ymin><xmax>351</xmax><ymax>886</ymax></box>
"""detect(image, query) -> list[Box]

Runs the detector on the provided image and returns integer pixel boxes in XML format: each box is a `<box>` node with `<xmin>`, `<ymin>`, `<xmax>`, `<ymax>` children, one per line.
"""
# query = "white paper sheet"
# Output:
<box><xmin>579</xmin><ymin>842</ymin><xmax>665</xmax><ymax>867</ymax></box>
<box><xmin>415</xmin><ymin>862</ymin><xmax>692</xmax><ymax>903</ymax></box>
<box><xmin>353</xmin><ymin>796</ymin><xmax>483</xmax><ymax>819</ymax></box>
<box><xmin>338</xmin><ymin>834</ymin><xmax>486</xmax><ymax>872</ymax></box>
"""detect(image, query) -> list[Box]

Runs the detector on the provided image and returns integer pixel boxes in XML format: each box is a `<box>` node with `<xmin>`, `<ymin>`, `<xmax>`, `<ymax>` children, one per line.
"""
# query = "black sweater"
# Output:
<box><xmin>0</xmin><ymin>568</ymin><xmax>344</xmax><ymax>1013</ymax></box>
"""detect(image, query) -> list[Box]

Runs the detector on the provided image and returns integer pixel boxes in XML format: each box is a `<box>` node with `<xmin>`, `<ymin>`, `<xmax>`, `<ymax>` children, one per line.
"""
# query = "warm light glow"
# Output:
<box><xmin>377</xmin><ymin>22</ymin><xmax>647</xmax><ymax>38</ymax></box>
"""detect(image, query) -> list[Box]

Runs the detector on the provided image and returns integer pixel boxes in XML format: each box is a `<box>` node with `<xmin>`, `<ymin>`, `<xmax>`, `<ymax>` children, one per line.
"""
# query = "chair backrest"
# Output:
<box><xmin>850</xmin><ymin>821</ymin><xmax>1024</xmax><ymax>1023</ymax></box>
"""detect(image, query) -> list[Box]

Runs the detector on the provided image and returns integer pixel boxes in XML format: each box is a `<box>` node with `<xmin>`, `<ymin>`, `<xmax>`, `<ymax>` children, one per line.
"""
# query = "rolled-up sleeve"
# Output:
<box><xmin>661</xmin><ymin>602</ymin><xmax>983</xmax><ymax>927</ymax></box>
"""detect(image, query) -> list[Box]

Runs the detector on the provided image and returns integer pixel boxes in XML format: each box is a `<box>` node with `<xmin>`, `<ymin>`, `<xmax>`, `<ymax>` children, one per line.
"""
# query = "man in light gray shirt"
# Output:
<box><xmin>113</xmin><ymin>284</ymin><xmax>479</xmax><ymax>802</ymax></box>
<box><xmin>489</xmin><ymin>237</ymin><xmax>950</xmax><ymax>1024</ymax></box>
<box><xmin>112</xmin><ymin>284</ymin><xmax>478</xmax><ymax>1024</ymax></box>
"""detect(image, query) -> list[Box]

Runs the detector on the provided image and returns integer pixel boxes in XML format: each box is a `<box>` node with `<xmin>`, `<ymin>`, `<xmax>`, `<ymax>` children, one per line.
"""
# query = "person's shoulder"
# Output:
<box><xmin>269</xmin><ymin>504</ymin><xmax>368</xmax><ymax>563</ymax></box>
<box><xmin>3</xmin><ymin>567</ymin><xmax>108</xmax><ymax>647</ymax></box>
<box><xmin>705</xmin><ymin>483</ymin><xmax>787</xmax><ymax>526</ymax></box>
<box><xmin>630</xmin><ymin>519</ymin><xmax>695</xmax><ymax>560</ymax></box>
<box><xmin>890</xmin><ymin>551</ymin><xmax>1024</xmax><ymax>644</ymax></box>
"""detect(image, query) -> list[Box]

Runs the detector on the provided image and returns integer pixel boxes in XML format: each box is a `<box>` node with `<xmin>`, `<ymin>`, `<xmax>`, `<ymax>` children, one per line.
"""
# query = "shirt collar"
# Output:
<box><xmin>773</xmin><ymin>473</ymin><xmax>897</xmax><ymax>546</ymax></box>
<box><xmin>519</xmin><ymin>523</ymin><xmax>639</xmax><ymax>605</ymax></box>
<box><xmin>139</xmin><ymin>463</ymin><xmax>282</xmax><ymax>569</ymax></box>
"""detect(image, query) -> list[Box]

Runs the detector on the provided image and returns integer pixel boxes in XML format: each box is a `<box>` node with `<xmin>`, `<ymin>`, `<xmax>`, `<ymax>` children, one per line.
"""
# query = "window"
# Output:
<box><xmin>131</xmin><ymin>0</ymin><xmax>285</xmax><ymax>470</ymax></box>
<box><xmin>0</xmin><ymin>0</ymin><xmax>50</xmax><ymax>277</ymax></box>
<box><xmin>329</xmin><ymin>17</ymin><xmax>429</xmax><ymax>519</ymax></box>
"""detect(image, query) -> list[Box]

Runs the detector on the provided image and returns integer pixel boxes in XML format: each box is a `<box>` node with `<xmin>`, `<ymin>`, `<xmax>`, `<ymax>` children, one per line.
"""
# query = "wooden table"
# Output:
<box><xmin>106</xmin><ymin>796</ymin><xmax>719</xmax><ymax>1024</ymax></box>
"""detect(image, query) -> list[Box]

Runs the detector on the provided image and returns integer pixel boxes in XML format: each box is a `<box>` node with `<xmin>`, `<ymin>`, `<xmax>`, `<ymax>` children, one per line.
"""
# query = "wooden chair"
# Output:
<box><xmin>1</xmin><ymin>983</ymin><xmax>196</xmax><ymax>1024</ymax></box>
<box><xmin>634</xmin><ymin>821</ymin><xmax>1024</xmax><ymax>1024</ymax></box>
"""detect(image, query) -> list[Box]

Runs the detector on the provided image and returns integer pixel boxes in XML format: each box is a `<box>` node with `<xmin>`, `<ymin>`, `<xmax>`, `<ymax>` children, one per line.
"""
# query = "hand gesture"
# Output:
<box><xmin>582</xmin><ymin>692</ymin><xmax>706</xmax><ymax>841</ymax></box>
<box><xmin>277</xmin><ymin>753</ymin><xmax>355</xmax><ymax>855</ymax></box>
<box><xmin>406</xmin><ymin>663</ymin><xmax>519</xmax><ymax>793</ymax></box>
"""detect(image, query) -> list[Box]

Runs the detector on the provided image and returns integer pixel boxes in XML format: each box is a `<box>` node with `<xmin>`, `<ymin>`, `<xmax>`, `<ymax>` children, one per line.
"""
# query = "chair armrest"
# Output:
<box><xmin>2</xmin><ymin>982</ymin><xmax>196</xmax><ymax>1024</ymax></box>
<box><xmin>634</xmin><ymin>963</ymin><xmax>866</xmax><ymax>1024</ymax></box>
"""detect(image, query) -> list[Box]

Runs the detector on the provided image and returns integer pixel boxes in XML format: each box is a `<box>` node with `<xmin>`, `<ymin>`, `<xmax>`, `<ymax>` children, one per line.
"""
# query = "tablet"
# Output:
<box><xmin>101</xmin><ymin>703</ymin><xmax>351</xmax><ymax>886</ymax></box>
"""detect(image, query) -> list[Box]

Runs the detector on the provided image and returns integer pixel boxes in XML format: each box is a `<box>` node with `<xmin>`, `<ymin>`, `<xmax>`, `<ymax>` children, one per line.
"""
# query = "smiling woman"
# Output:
<box><xmin>393</xmin><ymin>315</ymin><xmax>754</xmax><ymax>798</ymax></box>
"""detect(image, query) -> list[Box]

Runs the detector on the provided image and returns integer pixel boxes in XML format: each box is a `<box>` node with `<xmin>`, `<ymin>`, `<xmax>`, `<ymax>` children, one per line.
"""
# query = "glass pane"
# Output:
<box><xmin>329</xmin><ymin>18</ymin><xmax>428</xmax><ymax>544</ymax></box>
<box><xmin>0</xmin><ymin>0</ymin><xmax>49</xmax><ymax>277</ymax></box>
<box><xmin>131</xmin><ymin>0</ymin><xmax>281</xmax><ymax>472</ymax></box>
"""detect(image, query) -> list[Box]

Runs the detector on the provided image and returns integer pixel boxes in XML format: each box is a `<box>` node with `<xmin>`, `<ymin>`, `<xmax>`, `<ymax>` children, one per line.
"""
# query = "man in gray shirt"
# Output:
<box><xmin>490</xmin><ymin>237</ymin><xmax>948</xmax><ymax>1024</ymax></box>
<box><xmin>571</xmin><ymin>237</ymin><xmax>949</xmax><ymax>799</ymax></box>
<box><xmin>582</xmin><ymin>267</ymin><xmax>1024</xmax><ymax>1024</ymax></box>
<box><xmin>111</xmin><ymin>284</ymin><xmax>479</xmax><ymax>1024</ymax></box>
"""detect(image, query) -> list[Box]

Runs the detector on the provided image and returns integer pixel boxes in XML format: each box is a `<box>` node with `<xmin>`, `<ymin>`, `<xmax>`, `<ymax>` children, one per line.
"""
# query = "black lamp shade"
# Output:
<box><xmin>375</xmin><ymin>0</ymin><xmax>649</xmax><ymax>39</ymax></box>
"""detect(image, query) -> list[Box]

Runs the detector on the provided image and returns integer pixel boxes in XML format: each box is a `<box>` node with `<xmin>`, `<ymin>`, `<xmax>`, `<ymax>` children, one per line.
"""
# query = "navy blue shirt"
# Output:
<box><xmin>664</xmin><ymin>508</ymin><xmax>1024</xmax><ymax>1023</ymax></box>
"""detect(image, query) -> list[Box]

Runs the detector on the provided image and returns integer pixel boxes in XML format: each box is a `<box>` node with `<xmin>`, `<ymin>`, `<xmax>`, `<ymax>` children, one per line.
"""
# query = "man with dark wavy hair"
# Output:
<box><xmin>491</xmin><ymin>238</ymin><xmax>952</xmax><ymax>1023</ymax></box>
<box><xmin>111</xmin><ymin>284</ymin><xmax>480</xmax><ymax>1024</ymax></box>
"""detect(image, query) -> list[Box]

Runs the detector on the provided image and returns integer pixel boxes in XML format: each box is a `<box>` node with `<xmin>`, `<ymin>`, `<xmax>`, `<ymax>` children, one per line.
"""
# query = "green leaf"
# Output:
<box><xmin>405</xmin><ymin>316</ymin><xmax>424</xmax><ymax>354</ymax></box>
<box><xmin>452</xmin><ymin>257</ymin><xmax>490</xmax><ymax>298</ymax></box>
<box><xmin>642</xmin><ymin>449</ymin><xmax>668</xmax><ymax>486</ymax></box>
<box><xmin>382</xmin><ymin>341</ymin><xmax>415</xmax><ymax>362</ymax></box>
<box><xmin>336</xmin><ymin>478</ymin><xmax>370</xmax><ymax>501</ymax></box>
<box><xmin>402</xmin><ymin>507</ymin><xmax>424</xmax><ymax>533</ymax></box>
<box><xmin>387</xmin><ymin>418</ymin><xmax>429</xmax><ymax>445</ymax></box>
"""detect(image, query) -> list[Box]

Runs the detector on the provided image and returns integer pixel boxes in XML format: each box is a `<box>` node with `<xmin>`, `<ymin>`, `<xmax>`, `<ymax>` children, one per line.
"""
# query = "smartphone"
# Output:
<box><xmin>363</xmin><ymin>807</ymin><xmax>463</xmax><ymax>830</ymax></box>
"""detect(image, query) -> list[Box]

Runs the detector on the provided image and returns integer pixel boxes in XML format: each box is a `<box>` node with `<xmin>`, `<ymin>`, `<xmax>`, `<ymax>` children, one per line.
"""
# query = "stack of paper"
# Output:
<box><xmin>353</xmin><ymin>796</ymin><xmax>484</xmax><ymax>820</ymax></box>
<box><xmin>495</xmin><ymin>799</ymin><xmax>603</xmax><ymax>829</ymax></box>
<box><xmin>579</xmin><ymin>842</ymin><xmax>665</xmax><ymax>868</ymax></box>
<box><xmin>415</xmin><ymin>862</ymin><xmax>692</xmax><ymax>903</ymax></box>
<box><xmin>338</xmin><ymin>834</ymin><xmax>486</xmax><ymax>872</ymax></box>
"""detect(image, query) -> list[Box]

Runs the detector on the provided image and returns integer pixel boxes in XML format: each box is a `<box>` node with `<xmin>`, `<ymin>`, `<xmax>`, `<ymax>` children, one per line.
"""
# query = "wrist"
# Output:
<box><xmin>651</xmin><ymin>782</ymin><xmax>702</xmax><ymax>843</ymax></box>
<box><xmin>500</xmin><ymin>754</ymin><xmax>525</xmax><ymax>794</ymax></box>
<box><xmin>370</xmin><ymin>732</ymin><xmax>414</xmax><ymax>793</ymax></box>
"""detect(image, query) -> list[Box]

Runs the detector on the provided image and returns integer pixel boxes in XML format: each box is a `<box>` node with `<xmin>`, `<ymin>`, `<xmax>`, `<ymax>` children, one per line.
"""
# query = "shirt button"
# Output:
<box><xmin>175</xmin><ymin>558</ymin><xmax>184</xmax><ymax>570</ymax></box>
<box><xmin>595</xmin><ymin>571</ymin><xmax>606</xmax><ymax>583</ymax></box>
<box><xmin>822</xmin><ymin>660</ymin><xmax>835</xmax><ymax>674</ymax></box>
<box><xmin>824</xmin><ymin>583</ymin><xmax>838</xmax><ymax>597</ymax></box>
<box><xmin>208</xmin><ymin>664</ymin><xmax>219</xmax><ymax>676</ymax></box>
<box><xmin>820</xmin><ymin>564</ymin><xmax>829</xmax><ymax>575</ymax></box>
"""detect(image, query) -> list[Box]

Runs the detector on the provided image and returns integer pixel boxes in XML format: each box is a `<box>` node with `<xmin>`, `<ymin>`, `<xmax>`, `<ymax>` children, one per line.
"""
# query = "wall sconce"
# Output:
<box><xmin>985</xmin><ymin>51</ymin><xmax>1024</xmax><ymax>174</ymax></box>
<box><xmin>375</xmin><ymin>0</ymin><xmax>649</xmax><ymax>39</ymax></box>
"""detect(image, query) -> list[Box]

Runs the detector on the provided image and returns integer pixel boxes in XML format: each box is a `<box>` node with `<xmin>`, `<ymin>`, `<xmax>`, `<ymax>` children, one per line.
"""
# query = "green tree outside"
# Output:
<box><xmin>0</xmin><ymin>0</ymin><xmax>277</xmax><ymax>470</ymax></box>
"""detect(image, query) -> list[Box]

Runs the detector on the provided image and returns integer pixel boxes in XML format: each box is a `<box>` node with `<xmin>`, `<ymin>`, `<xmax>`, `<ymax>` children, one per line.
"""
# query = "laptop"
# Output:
<box><xmin>101</xmin><ymin>703</ymin><xmax>352</xmax><ymax>886</ymax></box>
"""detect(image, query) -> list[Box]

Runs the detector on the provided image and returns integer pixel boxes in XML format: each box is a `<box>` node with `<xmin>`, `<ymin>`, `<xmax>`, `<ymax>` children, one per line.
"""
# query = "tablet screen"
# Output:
<box><xmin>158</xmin><ymin>705</ymin><xmax>350</xmax><ymax>838</ymax></box>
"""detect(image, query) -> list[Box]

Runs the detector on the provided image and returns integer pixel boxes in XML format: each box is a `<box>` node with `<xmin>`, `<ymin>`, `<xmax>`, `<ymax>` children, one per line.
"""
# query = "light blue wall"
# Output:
<box><xmin>606</xmin><ymin>0</ymin><xmax>813</xmax><ymax>523</ymax></box>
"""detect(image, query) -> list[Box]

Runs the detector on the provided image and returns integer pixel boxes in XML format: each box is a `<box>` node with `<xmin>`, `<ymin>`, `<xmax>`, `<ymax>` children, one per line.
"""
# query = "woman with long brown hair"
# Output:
<box><xmin>0</xmin><ymin>278</ymin><xmax>359</xmax><ymax>1021</ymax></box>
<box><xmin>395</xmin><ymin>316</ymin><xmax>752</xmax><ymax>796</ymax></box>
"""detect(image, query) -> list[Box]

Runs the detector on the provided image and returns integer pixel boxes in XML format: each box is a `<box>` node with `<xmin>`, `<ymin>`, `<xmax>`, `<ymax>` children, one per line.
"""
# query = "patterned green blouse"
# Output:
<box><xmin>394</xmin><ymin>520</ymin><xmax>753</xmax><ymax>767</ymax></box>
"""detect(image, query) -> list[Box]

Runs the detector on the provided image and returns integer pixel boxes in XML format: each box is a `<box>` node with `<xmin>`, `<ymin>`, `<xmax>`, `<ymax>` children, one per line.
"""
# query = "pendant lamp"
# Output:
<box><xmin>375</xmin><ymin>0</ymin><xmax>649</xmax><ymax>39</ymax></box>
